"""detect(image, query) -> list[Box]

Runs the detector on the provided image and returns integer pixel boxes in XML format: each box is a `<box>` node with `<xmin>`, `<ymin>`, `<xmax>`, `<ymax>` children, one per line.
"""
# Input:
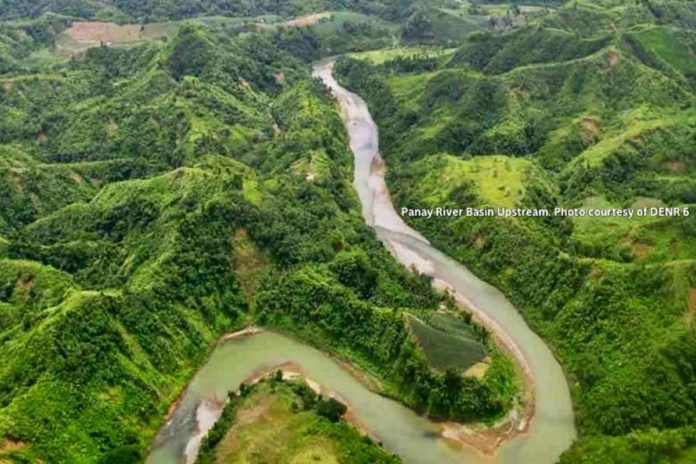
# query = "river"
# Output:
<box><xmin>311</xmin><ymin>60</ymin><xmax>576</xmax><ymax>464</ymax></box>
<box><xmin>147</xmin><ymin>331</ymin><xmax>484</xmax><ymax>464</ymax></box>
<box><xmin>147</xmin><ymin>61</ymin><xmax>576</xmax><ymax>464</ymax></box>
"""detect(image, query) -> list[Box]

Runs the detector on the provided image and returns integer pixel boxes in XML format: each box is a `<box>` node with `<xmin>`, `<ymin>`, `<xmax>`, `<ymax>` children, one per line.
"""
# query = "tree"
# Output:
<box><xmin>317</xmin><ymin>397</ymin><xmax>348</xmax><ymax>422</ymax></box>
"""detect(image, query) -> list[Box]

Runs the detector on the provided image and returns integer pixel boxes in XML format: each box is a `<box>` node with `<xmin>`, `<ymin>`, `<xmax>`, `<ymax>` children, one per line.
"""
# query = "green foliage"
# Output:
<box><xmin>196</xmin><ymin>378</ymin><xmax>400</xmax><ymax>464</ymax></box>
<box><xmin>316</xmin><ymin>397</ymin><xmax>348</xmax><ymax>422</ymax></box>
<box><xmin>560</xmin><ymin>426</ymin><xmax>696</xmax><ymax>464</ymax></box>
<box><xmin>0</xmin><ymin>18</ymin><xmax>517</xmax><ymax>463</ymax></box>
<box><xmin>406</xmin><ymin>313</ymin><xmax>486</xmax><ymax>371</ymax></box>
<box><xmin>0</xmin><ymin>0</ymin><xmax>421</xmax><ymax>22</ymax></box>
<box><xmin>335</xmin><ymin>3</ymin><xmax>696</xmax><ymax>462</ymax></box>
<box><xmin>0</xmin><ymin>165</ymin><xmax>247</xmax><ymax>461</ymax></box>
<box><xmin>168</xmin><ymin>26</ymin><xmax>214</xmax><ymax>80</ymax></box>
<box><xmin>329</xmin><ymin>249</ymin><xmax>378</xmax><ymax>300</ymax></box>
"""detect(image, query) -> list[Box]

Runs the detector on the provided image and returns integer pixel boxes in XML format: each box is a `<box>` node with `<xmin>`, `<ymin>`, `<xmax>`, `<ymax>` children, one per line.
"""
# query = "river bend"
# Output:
<box><xmin>147</xmin><ymin>61</ymin><xmax>576</xmax><ymax>464</ymax></box>
<box><xmin>312</xmin><ymin>60</ymin><xmax>576</xmax><ymax>464</ymax></box>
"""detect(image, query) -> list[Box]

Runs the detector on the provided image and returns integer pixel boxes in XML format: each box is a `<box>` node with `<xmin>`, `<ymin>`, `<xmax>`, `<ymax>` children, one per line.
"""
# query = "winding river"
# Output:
<box><xmin>313</xmin><ymin>60</ymin><xmax>576</xmax><ymax>463</ymax></box>
<box><xmin>147</xmin><ymin>61</ymin><xmax>576</xmax><ymax>464</ymax></box>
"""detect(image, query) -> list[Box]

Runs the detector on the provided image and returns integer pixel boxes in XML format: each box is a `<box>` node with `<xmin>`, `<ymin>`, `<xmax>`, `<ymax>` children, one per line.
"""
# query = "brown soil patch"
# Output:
<box><xmin>631</xmin><ymin>242</ymin><xmax>651</xmax><ymax>259</ymax></box>
<box><xmin>510</xmin><ymin>85</ymin><xmax>530</xmax><ymax>99</ymax></box>
<box><xmin>67</xmin><ymin>22</ymin><xmax>142</xmax><ymax>43</ymax></box>
<box><xmin>0</xmin><ymin>439</ymin><xmax>26</xmax><ymax>452</ymax></box>
<box><xmin>283</xmin><ymin>12</ymin><xmax>331</xmax><ymax>27</ymax></box>
<box><xmin>619</xmin><ymin>236</ymin><xmax>651</xmax><ymax>260</ymax></box>
<box><xmin>17</xmin><ymin>275</ymin><xmax>36</xmax><ymax>292</ymax></box>
<box><xmin>665</xmin><ymin>160</ymin><xmax>685</xmax><ymax>172</ymax></box>
<box><xmin>63</xmin><ymin>21</ymin><xmax>170</xmax><ymax>54</ymax></box>
<box><xmin>579</xmin><ymin>117</ymin><xmax>600</xmax><ymax>144</ymax></box>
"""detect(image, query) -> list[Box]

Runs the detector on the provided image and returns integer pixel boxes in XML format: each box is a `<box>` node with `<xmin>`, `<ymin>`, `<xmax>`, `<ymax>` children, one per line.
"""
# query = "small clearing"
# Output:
<box><xmin>687</xmin><ymin>288</ymin><xmax>696</xmax><ymax>326</ymax></box>
<box><xmin>58</xmin><ymin>21</ymin><xmax>173</xmax><ymax>55</ymax></box>
<box><xmin>67</xmin><ymin>22</ymin><xmax>142</xmax><ymax>43</ymax></box>
<box><xmin>665</xmin><ymin>160</ymin><xmax>685</xmax><ymax>172</ymax></box>
<box><xmin>283</xmin><ymin>12</ymin><xmax>331</xmax><ymax>27</ymax></box>
<box><xmin>233</xmin><ymin>228</ymin><xmax>267</xmax><ymax>297</ymax></box>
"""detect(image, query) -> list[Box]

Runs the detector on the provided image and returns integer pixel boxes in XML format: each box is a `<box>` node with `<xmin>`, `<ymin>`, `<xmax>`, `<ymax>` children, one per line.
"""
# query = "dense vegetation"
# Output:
<box><xmin>335</xmin><ymin>1</ymin><xmax>696</xmax><ymax>462</ymax></box>
<box><xmin>195</xmin><ymin>374</ymin><xmax>400</xmax><ymax>464</ymax></box>
<box><xmin>0</xmin><ymin>0</ymin><xmax>421</xmax><ymax>22</ymax></box>
<box><xmin>0</xmin><ymin>6</ymin><xmax>516</xmax><ymax>462</ymax></box>
<box><xmin>4</xmin><ymin>0</ymin><xmax>695</xmax><ymax>462</ymax></box>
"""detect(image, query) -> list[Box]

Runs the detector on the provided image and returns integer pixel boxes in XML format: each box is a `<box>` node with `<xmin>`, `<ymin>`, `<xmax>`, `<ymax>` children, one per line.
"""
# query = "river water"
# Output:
<box><xmin>147</xmin><ymin>61</ymin><xmax>576</xmax><ymax>464</ymax></box>
<box><xmin>312</xmin><ymin>60</ymin><xmax>576</xmax><ymax>464</ymax></box>
<box><xmin>147</xmin><ymin>331</ymin><xmax>480</xmax><ymax>464</ymax></box>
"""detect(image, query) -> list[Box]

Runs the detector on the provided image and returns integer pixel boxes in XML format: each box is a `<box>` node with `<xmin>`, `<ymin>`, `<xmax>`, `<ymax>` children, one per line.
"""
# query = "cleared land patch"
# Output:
<box><xmin>283</xmin><ymin>12</ymin><xmax>331</xmax><ymax>27</ymax></box>
<box><xmin>56</xmin><ymin>21</ymin><xmax>175</xmax><ymax>56</ymax></box>
<box><xmin>407</xmin><ymin>313</ymin><xmax>486</xmax><ymax>371</ymax></box>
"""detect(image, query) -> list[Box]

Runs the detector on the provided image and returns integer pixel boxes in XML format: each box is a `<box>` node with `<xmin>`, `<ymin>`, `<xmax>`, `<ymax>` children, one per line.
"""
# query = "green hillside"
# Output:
<box><xmin>2</xmin><ymin>0</ymin><xmax>694</xmax><ymax>463</ymax></box>
<box><xmin>0</xmin><ymin>0</ymin><xmax>414</xmax><ymax>22</ymax></box>
<box><xmin>335</xmin><ymin>1</ymin><xmax>696</xmax><ymax>462</ymax></box>
<box><xmin>0</xmin><ymin>10</ymin><xmax>514</xmax><ymax>463</ymax></box>
<box><xmin>195</xmin><ymin>376</ymin><xmax>400</xmax><ymax>464</ymax></box>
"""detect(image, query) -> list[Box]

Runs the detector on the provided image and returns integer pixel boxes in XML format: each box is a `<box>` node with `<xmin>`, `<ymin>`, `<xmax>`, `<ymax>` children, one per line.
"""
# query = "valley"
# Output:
<box><xmin>0</xmin><ymin>1</ymin><xmax>695</xmax><ymax>463</ymax></box>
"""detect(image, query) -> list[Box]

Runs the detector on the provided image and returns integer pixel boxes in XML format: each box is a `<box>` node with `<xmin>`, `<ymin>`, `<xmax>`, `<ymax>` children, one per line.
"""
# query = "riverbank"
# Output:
<box><xmin>316</xmin><ymin>58</ymin><xmax>576</xmax><ymax>463</ymax></box>
<box><xmin>186</xmin><ymin>329</ymin><xmax>492</xmax><ymax>459</ymax></box>
<box><xmin>192</xmin><ymin>374</ymin><xmax>400</xmax><ymax>464</ymax></box>
<box><xmin>240</xmin><ymin>361</ymin><xmax>379</xmax><ymax>443</ymax></box>
<box><xmin>148</xmin><ymin>329</ymin><xmax>511</xmax><ymax>464</ymax></box>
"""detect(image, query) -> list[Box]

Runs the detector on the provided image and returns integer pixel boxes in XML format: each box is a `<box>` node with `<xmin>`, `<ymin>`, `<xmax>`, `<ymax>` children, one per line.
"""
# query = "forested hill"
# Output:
<box><xmin>0</xmin><ymin>6</ymin><xmax>518</xmax><ymax>463</ymax></box>
<box><xmin>0</xmin><ymin>0</ymin><xmax>419</xmax><ymax>22</ymax></box>
<box><xmin>335</xmin><ymin>0</ymin><xmax>696</xmax><ymax>463</ymax></box>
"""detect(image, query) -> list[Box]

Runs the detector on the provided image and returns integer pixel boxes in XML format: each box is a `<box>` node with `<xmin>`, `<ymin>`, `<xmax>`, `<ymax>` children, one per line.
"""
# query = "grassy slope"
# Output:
<box><xmin>335</xmin><ymin>1</ymin><xmax>696</xmax><ymax>462</ymax></box>
<box><xmin>0</xmin><ymin>25</ymin><xmax>292</xmax><ymax>464</ymax></box>
<box><xmin>0</xmin><ymin>164</ymin><xmax>246</xmax><ymax>463</ymax></box>
<box><xmin>195</xmin><ymin>378</ymin><xmax>400</xmax><ymax>464</ymax></box>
